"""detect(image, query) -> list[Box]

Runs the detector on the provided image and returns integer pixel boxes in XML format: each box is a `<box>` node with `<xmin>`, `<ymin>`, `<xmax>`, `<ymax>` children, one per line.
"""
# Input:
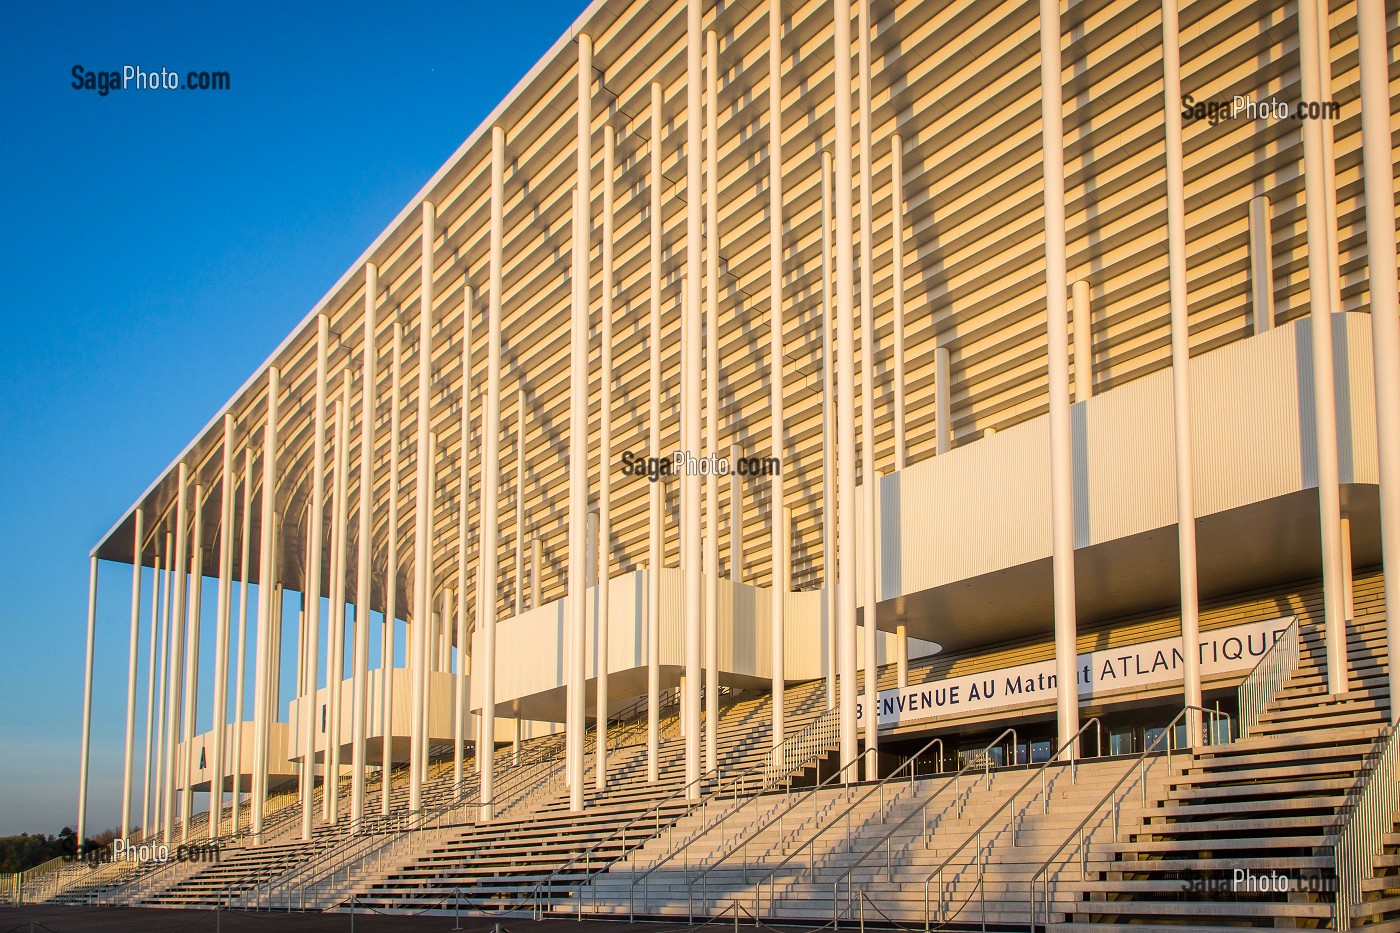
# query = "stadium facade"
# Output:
<box><xmin>58</xmin><ymin>0</ymin><xmax>1400</xmax><ymax>925</ymax></box>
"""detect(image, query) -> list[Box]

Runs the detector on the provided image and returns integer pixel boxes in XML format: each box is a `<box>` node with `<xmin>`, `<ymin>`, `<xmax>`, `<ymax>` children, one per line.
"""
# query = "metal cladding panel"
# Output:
<box><xmin>1080</xmin><ymin>369</ymin><xmax>1175</xmax><ymax>548</ymax></box>
<box><xmin>881</xmin><ymin>314</ymin><xmax>1379</xmax><ymax>600</ymax></box>
<box><xmin>882</xmin><ymin>414</ymin><xmax>1052</xmax><ymax>600</ymax></box>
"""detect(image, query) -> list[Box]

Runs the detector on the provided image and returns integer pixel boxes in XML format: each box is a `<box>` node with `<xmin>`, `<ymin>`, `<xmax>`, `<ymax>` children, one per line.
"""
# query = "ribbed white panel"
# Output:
<box><xmin>883</xmin><ymin>314</ymin><xmax>1378</xmax><ymax>600</ymax></box>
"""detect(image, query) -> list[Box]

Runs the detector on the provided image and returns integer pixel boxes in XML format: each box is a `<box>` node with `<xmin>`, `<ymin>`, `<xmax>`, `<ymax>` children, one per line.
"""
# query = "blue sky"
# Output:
<box><xmin>0</xmin><ymin>0</ymin><xmax>585</xmax><ymax>837</ymax></box>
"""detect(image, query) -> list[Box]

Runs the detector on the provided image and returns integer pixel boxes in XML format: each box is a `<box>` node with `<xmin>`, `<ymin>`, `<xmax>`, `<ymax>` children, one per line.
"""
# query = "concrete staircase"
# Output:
<box><xmin>1053</xmin><ymin>613</ymin><xmax>1394</xmax><ymax>931</ymax></box>
<box><xmin>348</xmin><ymin>680</ymin><xmax>833</xmax><ymax>914</ymax></box>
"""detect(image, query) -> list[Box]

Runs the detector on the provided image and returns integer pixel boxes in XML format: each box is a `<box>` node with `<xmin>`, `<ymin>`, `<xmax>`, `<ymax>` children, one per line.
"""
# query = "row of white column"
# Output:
<box><xmin>77</xmin><ymin>0</ymin><xmax>1400</xmax><ymax>849</ymax></box>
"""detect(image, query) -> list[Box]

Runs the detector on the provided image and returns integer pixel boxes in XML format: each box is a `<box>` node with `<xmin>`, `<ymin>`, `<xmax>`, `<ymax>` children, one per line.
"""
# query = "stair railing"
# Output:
<box><xmin>1333</xmin><ymin>723</ymin><xmax>1399</xmax><ymax>931</ymax></box>
<box><xmin>1238</xmin><ymin>617</ymin><xmax>1300</xmax><ymax>737</ymax></box>
<box><xmin>252</xmin><ymin>740</ymin><xmax>565</xmax><ymax>911</ymax></box>
<box><xmin>532</xmin><ymin>706</ymin><xmax>839</xmax><ymax>919</ymax></box>
<box><xmin>750</xmin><ymin>728</ymin><xmax>1017</xmax><ymax>922</ymax></box>
<box><xmin>691</xmin><ymin>736</ymin><xmax>944</xmax><ymax>920</ymax></box>
<box><xmin>921</xmin><ymin>717</ymin><xmax>1109</xmax><ymax>931</ymax></box>
<box><xmin>1026</xmin><ymin>704</ymin><xmax>1231</xmax><ymax>931</ymax></box>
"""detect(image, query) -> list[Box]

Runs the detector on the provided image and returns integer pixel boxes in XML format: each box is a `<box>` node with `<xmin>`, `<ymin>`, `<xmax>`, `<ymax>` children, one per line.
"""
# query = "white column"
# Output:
<box><xmin>514</xmin><ymin>388</ymin><xmax>526</xmax><ymax>614</ymax></box>
<box><xmin>163</xmin><ymin>463</ymin><xmax>189</xmax><ymax>841</ymax></box>
<box><xmin>383</xmin><ymin>321</ymin><xmax>404</xmax><ymax>814</ymax></box>
<box><xmin>1248</xmin><ymin>196</ymin><xmax>1274</xmax><ymax>335</ymax></box>
<box><xmin>704</xmin><ymin>27</ymin><xmax>721</xmax><ymax>777</ymax></box>
<box><xmin>530</xmin><ymin>539</ymin><xmax>541</xmax><ymax>609</ymax></box>
<box><xmin>647</xmin><ymin>79</ymin><xmax>664</xmax><ymax>784</ymax></box>
<box><xmin>121</xmin><ymin>510</ymin><xmax>145</xmax><ymax>840</ymax></box>
<box><xmin>891</xmin><ymin>135</ymin><xmax>908</xmax><ymax>471</ymax></box>
<box><xmin>483</xmin><ymin>123</ymin><xmax>505</xmax><ymax>821</ymax></box>
<box><xmin>569</xmin><ymin>34</ymin><xmax>593</xmax><ymax>812</ymax></box>
<box><xmin>411</xmin><ymin>200</ymin><xmax>436</xmax><ymax>813</ymax></box>
<box><xmin>1355</xmin><ymin>0</ymin><xmax>1400</xmax><ymax>722</ymax></box>
<box><xmin>767</xmin><ymin>0</ymin><xmax>786</xmax><ymax>749</ymax></box>
<box><xmin>1161</xmin><ymin>0</ymin><xmax>1202</xmax><ymax>728</ymax></box>
<box><xmin>77</xmin><ymin>555</ymin><xmax>99</xmax><ymax>852</ymax></box>
<box><xmin>596</xmin><ymin>123</ymin><xmax>616</xmax><ymax>793</ymax></box>
<box><xmin>325</xmin><ymin>379</ymin><xmax>350</xmax><ymax>823</ymax></box>
<box><xmin>1039</xmin><ymin>0</ymin><xmax>1080</xmax><ymax>757</ymax></box>
<box><xmin>181</xmin><ymin>498</ymin><xmax>203</xmax><ymax>840</ymax></box>
<box><xmin>857</xmin><ymin>0</ymin><xmax>879</xmax><ymax>777</ymax></box>
<box><xmin>834</xmin><ymin>0</ymin><xmax>859</xmax><ymax>778</ymax></box>
<box><xmin>301</xmin><ymin>315</ymin><xmax>328</xmax><ymax>839</ymax></box>
<box><xmin>251</xmin><ymin>368</ymin><xmax>279</xmax><ymax>841</ymax></box>
<box><xmin>455</xmin><ymin>292</ymin><xmax>474</xmax><ymax>799</ymax></box>
<box><xmin>821</xmin><ymin>151</ymin><xmax>837</xmax><ymax>712</ymax></box>
<box><xmin>683</xmin><ymin>0</ymin><xmax>704</xmax><ymax>800</ymax></box>
<box><xmin>935</xmin><ymin>348</ymin><xmax>951</xmax><ymax>454</ymax></box>
<box><xmin>155</xmin><ymin>535</ymin><xmax>173</xmax><ymax>832</ymax></box>
<box><xmin>1296</xmin><ymin>0</ymin><xmax>1348</xmax><ymax>696</ymax></box>
<box><xmin>231</xmin><ymin>452</ymin><xmax>252</xmax><ymax>835</ymax></box>
<box><xmin>1072</xmin><ymin>281</ymin><xmax>1092</xmax><ymax>402</ymax></box>
<box><xmin>1341</xmin><ymin>511</ymin><xmax>1355</xmax><ymax>621</ymax></box>
<box><xmin>210</xmin><ymin>417</ymin><xmax>234</xmax><ymax>839</ymax></box>
<box><xmin>141</xmin><ymin>538</ymin><xmax>162</xmax><ymax>837</ymax></box>
<box><xmin>730</xmin><ymin>445</ymin><xmax>743</xmax><ymax>582</ymax></box>
<box><xmin>351</xmin><ymin>264</ymin><xmax>377</xmax><ymax>828</ymax></box>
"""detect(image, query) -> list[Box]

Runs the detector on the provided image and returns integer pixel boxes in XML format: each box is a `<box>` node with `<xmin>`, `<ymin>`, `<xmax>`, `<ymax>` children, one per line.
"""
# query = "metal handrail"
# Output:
<box><xmin>921</xmin><ymin>717</ymin><xmax>1109</xmax><ymax>930</ymax></box>
<box><xmin>750</xmin><ymin>728</ymin><xmax>1019</xmax><ymax>921</ymax></box>
<box><xmin>690</xmin><ymin>736</ymin><xmax>944</xmax><ymax>919</ymax></box>
<box><xmin>1026</xmin><ymin>705</ymin><xmax>1232</xmax><ymax>930</ymax></box>
<box><xmin>1238</xmin><ymin>618</ymin><xmax>1300</xmax><ymax>736</ymax></box>
<box><xmin>533</xmin><ymin>705</ymin><xmax>839</xmax><ymax>918</ymax></box>
<box><xmin>1333</xmin><ymin>724</ymin><xmax>1399</xmax><ymax>931</ymax></box>
<box><xmin>253</xmin><ymin>738</ymin><xmax>567</xmax><ymax>910</ymax></box>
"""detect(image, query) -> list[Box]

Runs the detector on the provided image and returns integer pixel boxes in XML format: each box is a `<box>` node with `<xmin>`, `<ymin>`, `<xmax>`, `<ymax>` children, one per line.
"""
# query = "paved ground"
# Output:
<box><xmin>0</xmin><ymin>907</ymin><xmax>765</xmax><ymax>933</ymax></box>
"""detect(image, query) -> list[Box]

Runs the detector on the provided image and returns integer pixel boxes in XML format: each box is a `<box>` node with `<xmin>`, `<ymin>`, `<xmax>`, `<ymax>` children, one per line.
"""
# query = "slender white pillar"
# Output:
<box><xmin>703</xmin><ymin>27</ymin><xmax>721</xmax><ymax>777</ymax></box>
<box><xmin>163</xmin><ymin>463</ymin><xmax>189</xmax><ymax>841</ymax></box>
<box><xmin>210</xmin><ymin>417</ymin><xmax>234</xmax><ymax>839</ymax></box>
<box><xmin>1296</xmin><ymin>0</ymin><xmax>1348</xmax><ymax>696</ymax></box>
<box><xmin>530</xmin><ymin>539</ymin><xmax>541</xmax><ymax>609</ymax></box>
<box><xmin>1341</xmin><ymin>511</ymin><xmax>1355</xmax><ymax>621</ymax></box>
<box><xmin>1072</xmin><ymin>281</ymin><xmax>1092</xmax><ymax>402</ymax></box>
<box><xmin>351</xmin><ymin>265</ymin><xmax>377</xmax><ymax>829</ymax></box>
<box><xmin>1039</xmin><ymin>0</ymin><xmax>1080</xmax><ymax>757</ymax></box>
<box><xmin>411</xmin><ymin>200</ymin><xmax>436</xmax><ymax>813</ymax></box>
<box><xmin>1161</xmin><ymin>0</ymin><xmax>1202</xmax><ymax>729</ymax></box>
<box><xmin>251</xmin><ymin>368</ymin><xmax>279</xmax><ymax>842</ymax></box>
<box><xmin>141</xmin><ymin>539</ymin><xmax>162</xmax><ymax>836</ymax></box>
<box><xmin>647</xmin><ymin>79</ymin><xmax>664</xmax><ymax>784</ymax></box>
<box><xmin>121</xmin><ymin>510</ymin><xmax>145</xmax><ymax>840</ymax></box>
<box><xmin>857</xmin><ymin>0</ymin><xmax>879</xmax><ymax>777</ymax></box>
<box><xmin>77</xmin><ymin>555</ymin><xmax>99</xmax><ymax>852</ymax></box>
<box><xmin>1248</xmin><ymin>196</ymin><xmax>1274</xmax><ymax>334</ymax></box>
<box><xmin>181</xmin><ymin>500</ymin><xmax>203</xmax><ymax>840</ymax></box>
<box><xmin>330</xmin><ymin>378</ymin><xmax>353</xmax><ymax>823</ymax></box>
<box><xmin>231</xmin><ymin>453</ymin><xmax>252</xmax><ymax>835</ymax></box>
<box><xmin>301</xmin><ymin>316</ymin><xmax>328</xmax><ymax>838</ymax></box>
<box><xmin>154</xmin><ymin>535</ymin><xmax>173</xmax><ymax>831</ymax></box>
<box><xmin>515</xmin><ymin>387</ymin><xmax>526</xmax><ymax>614</ymax></box>
<box><xmin>455</xmin><ymin>294</ymin><xmax>474</xmax><ymax>799</ymax></box>
<box><xmin>596</xmin><ymin>123</ymin><xmax>616</xmax><ymax>792</ymax></box>
<box><xmin>683</xmin><ymin>0</ymin><xmax>704</xmax><ymax>800</ymax></box>
<box><xmin>383</xmin><ymin>321</ymin><xmax>404</xmax><ymax>814</ymax></box>
<box><xmin>890</xmin><ymin>136</ymin><xmax>908</xmax><ymax>473</ymax></box>
<box><xmin>834</xmin><ymin>0</ymin><xmax>860</xmax><ymax>778</ymax></box>
<box><xmin>569</xmin><ymin>34</ymin><xmax>593</xmax><ymax>812</ymax></box>
<box><xmin>1355</xmin><ymin>0</ymin><xmax>1400</xmax><ymax>722</ymax></box>
<box><xmin>568</xmin><ymin>185</ymin><xmax>588</xmax><ymax>811</ymax></box>
<box><xmin>821</xmin><ymin>151</ymin><xmax>837</xmax><ymax>712</ymax></box>
<box><xmin>730</xmin><ymin>446</ymin><xmax>743</xmax><ymax>583</ymax></box>
<box><xmin>483</xmin><ymin>123</ymin><xmax>506</xmax><ymax>820</ymax></box>
<box><xmin>935</xmin><ymin>348</ymin><xmax>951</xmax><ymax>454</ymax></box>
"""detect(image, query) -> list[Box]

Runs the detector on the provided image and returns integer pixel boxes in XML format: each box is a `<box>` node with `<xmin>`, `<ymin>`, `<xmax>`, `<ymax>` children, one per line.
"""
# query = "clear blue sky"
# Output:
<box><xmin>0</xmin><ymin>0</ymin><xmax>585</xmax><ymax>837</ymax></box>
